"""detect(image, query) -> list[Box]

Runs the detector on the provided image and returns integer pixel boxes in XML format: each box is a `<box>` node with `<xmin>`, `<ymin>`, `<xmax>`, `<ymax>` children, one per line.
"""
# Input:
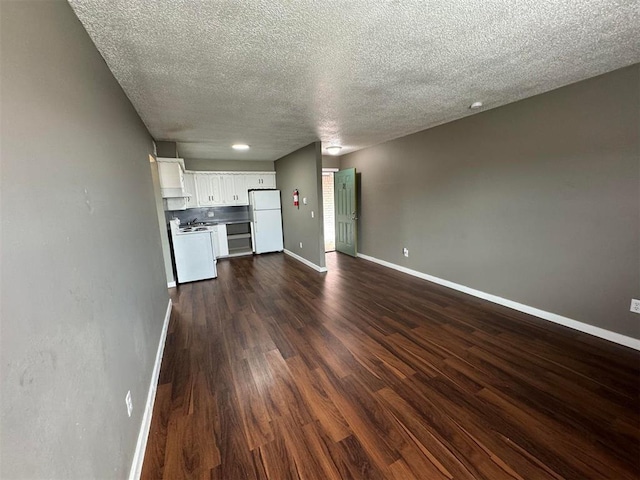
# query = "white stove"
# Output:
<box><xmin>176</xmin><ymin>224</ymin><xmax>215</xmax><ymax>234</ymax></box>
<box><xmin>169</xmin><ymin>219</ymin><xmax>217</xmax><ymax>283</ymax></box>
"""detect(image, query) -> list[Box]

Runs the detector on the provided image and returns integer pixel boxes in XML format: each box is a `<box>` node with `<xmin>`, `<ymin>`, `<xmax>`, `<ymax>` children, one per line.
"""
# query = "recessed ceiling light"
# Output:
<box><xmin>326</xmin><ymin>146</ymin><xmax>342</xmax><ymax>155</ymax></box>
<box><xmin>469</xmin><ymin>101</ymin><xmax>483</xmax><ymax>109</ymax></box>
<box><xmin>232</xmin><ymin>144</ymin><xmax>250</xmax><ymax>150</ymax></box>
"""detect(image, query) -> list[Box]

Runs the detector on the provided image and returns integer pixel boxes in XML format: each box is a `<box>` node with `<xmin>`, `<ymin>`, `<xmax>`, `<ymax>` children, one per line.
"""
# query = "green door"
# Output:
<box><xmin>334</xmin><ymin>168</ymin><xmax>357</xmax><ymax>257</ymax></box>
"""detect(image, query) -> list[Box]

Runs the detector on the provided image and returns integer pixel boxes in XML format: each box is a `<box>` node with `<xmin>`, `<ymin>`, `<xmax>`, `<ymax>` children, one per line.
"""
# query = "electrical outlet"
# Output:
<box><xmin>125</xmin><ymin>390</ymin><xmax>133</xmax><ymax>417</ymax></box>
<box><xmin>206</xmin><ymin>211</ymin><xmax>214</xmax><ymax>218</ymax></box>
<box><xmin>630</xmin><ymin>299</ymin><xmax>640</xmax><ymax>314</ymax></box>
<box><xmin>311</xmin><ymin>211</ymin><xmax>314</xmax><ymax>218</ymax></box>
<box><xmin>299</xmin><ymin>242</ymin><xmax>303</xmax><ymax>248</ymax></box>
<box><xmin>403</xmin><ymin>247</ymin><xmax>409</xmax><ymax>257</ymax></box>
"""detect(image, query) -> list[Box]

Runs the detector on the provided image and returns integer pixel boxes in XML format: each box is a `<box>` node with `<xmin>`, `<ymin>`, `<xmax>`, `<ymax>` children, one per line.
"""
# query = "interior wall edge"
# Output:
<box><xmin>275</xmin><ymin>142</ymin><xmax>325</xmax><ymax>268</ymax></box>
<box><xmin>283</xmin><ymin>249</ymin><xmax>328</xmax><ymax>273</ymax></box>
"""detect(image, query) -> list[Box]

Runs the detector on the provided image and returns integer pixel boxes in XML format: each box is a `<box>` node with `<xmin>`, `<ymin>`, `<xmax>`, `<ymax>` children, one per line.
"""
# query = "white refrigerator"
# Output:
<box><xmin>249</xmin><ymin>190</ymin><xmax>284</xmax><ymax>254</ymax></box>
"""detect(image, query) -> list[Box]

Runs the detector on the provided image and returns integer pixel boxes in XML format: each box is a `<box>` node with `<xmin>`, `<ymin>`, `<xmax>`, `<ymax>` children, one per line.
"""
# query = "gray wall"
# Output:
<box><xmin>1</xmin><ymin>1</ymin><xmax>170</xmax><ymax>478</ymax></box>
<box><xmin>322</xmin><ymin>154</ymin><xmax>341</xmax><ymax>169</ymax></box>
<box><xmin>156</xmin><ymin>140</ymin><xmax>178</xmax><ymax>158</ymax></box>
<box><xmin>185</xmin><ymin>158</ymin><xmax>275</xmax><ymax>171</ymax></box>
<box><xmin>341</xmin><ymin>65</ymin><xmax>640</xmax><ymax>339</ymax></box>
<box><xmin>276</xmin><ymin>143</ymin><xmax>326</xmax><ymax>269</ymax></box>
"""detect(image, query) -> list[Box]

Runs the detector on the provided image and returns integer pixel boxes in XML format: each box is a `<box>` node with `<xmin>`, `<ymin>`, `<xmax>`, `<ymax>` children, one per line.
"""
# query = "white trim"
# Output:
<box><xmin>284</xmin><ymin>249</ymin><xmax>328</xmax><ymax>272</ymax></box>
<box><xmin>129</xmin><ymin>299</ymin><xmax>173</xmax><ymax>480</ymax></box>
<box><xmin>167</xmin><ymin>281</ymin><xmax>176</xmax><ymax>288</ymax></box>
<box><xmin>357</xmin><ymin>253</ymin><xmax>640</xmax><ymax>351</ymax></box>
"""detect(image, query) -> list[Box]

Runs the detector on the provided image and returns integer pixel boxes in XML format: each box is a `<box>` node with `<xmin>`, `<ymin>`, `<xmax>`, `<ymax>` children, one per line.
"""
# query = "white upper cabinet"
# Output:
<box><xmin>210</xmin><ymin>175</ymin><xmax>224</xmax><ymax>204</ymax></box>
<box><xmin>195</xmin><ymin>173</ymin><xmax>224</xmax><ymax>206</ymax></box>
<box><xmin>219</xmin><ymin>172</ymin><xmax>249</xmax><ymax>205</ymax></box>
<box><xmin>195</xmin><ymin>173</ymin><xmax>215</xmax><ymax>206</ymax></box>
<box><xmin>176</xmin><ymin>171</ymin><xmax>276</xmax><ymax>208</ymax></box>
<box><xmin>183</xmin><ymin>171</ymin><xmax>197</xmax><ymax>208</ymax></box>
<box><xmin>246</xmin><ymin>172</ymin><xmax>276</xmax><ymax>190</ymax></box>
<box><xmin>221</xmin><ymin>174</ymin><xmax>235</xmax><ymax>205</ymax></box>
<box><xmin>232</xmin><ymin>174</ymin><xmax>249</xmax><ymax>205</ymax></box>
<box><xmin>221</xmin><ymin>174</ymin><xmax>249</xmax><ymax>205</ymax></box>
<box><xmin>157</xmin><ymin>158</ymin><xmax>186</xmax><ymax>197</ymax></box>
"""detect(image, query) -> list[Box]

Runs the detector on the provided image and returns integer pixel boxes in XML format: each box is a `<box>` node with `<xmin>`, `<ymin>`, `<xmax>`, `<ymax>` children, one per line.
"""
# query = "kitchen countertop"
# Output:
<box><xmin>170</xmin><ymin>219</ymin><xmax>251</xmax><ymax>236</ymax></box>
<box><xmin>174</xmin><ymin>220</ymin><xmax>250</xmax><ymax>227</ymax></box>
<box><xmin>211</xmin><ymin>220</ymin><xmax>250</xmax><ymax>225</ymax></box>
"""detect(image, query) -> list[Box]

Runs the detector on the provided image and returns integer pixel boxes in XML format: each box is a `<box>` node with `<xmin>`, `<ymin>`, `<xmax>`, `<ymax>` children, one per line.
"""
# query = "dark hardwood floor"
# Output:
<box><xmin>141</xmin><ymin>252</ymin><xmax>640</xmax><ymax>479</ymax></box>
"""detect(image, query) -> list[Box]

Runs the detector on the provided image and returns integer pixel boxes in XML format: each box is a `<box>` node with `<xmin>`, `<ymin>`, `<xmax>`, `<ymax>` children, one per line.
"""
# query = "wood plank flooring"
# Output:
<box><xmin>141</xmin><ymin>252</ymin><xmax>640</xmax><ymax>479</ymax></box>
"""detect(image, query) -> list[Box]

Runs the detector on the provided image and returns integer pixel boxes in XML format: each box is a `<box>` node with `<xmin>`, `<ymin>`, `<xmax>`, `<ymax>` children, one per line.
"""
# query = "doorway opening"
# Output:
<box><xmin>322</xmin><ymin>169</ymin><xmax>336</xmax><ymax>252</ymax></box>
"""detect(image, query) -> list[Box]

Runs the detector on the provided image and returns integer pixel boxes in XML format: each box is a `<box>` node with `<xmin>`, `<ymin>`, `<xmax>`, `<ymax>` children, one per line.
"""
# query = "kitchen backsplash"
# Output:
<box><xmin>166</xmin><ymin>206</ymin><xmax>250</xmax><ymax>225</ymax></box>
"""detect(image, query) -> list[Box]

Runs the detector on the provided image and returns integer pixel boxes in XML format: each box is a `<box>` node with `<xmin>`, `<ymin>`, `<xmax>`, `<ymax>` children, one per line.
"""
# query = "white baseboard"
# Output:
<box><xmin>167</xmin><ymin>281</ymin><xmax>176</xmax><ymax>288</ymax></box>
<box><xmin>284</xmin><ymin>249</ymin><xmax>328</xmax><ymax>272</ymax></box>
<box><xmin>357</xmin><ymin>253</ymin><xmax>640</xmax><ymax>351</ymax></box>
<box><xmin>128</xmin><ymin>298</ymin><xmax>172</xmax><ymax>480</ymax></box>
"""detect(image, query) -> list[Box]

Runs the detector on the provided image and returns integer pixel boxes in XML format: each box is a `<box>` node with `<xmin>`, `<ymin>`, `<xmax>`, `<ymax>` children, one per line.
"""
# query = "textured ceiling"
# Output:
<box><xmin>68</xmin><ymin>0</ymin><xmax>640</xmax><ymax>161</ymax></box>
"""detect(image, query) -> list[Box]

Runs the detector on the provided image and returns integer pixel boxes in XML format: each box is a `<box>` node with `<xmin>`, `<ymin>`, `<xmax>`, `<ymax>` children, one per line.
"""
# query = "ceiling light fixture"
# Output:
<box><xmin>232</xmin><ymin>144</ymin><xmax>250</xmax><ymax>150</ymax></box>
<box><xmin>326</xmin><ymin>146</ymin><xmax>342</xmax><ymax>155</ymax></box>
<box><xmin>469</xmin><ymin>101</ymin><xmax>483</xmax><ymax>109</ymax></box>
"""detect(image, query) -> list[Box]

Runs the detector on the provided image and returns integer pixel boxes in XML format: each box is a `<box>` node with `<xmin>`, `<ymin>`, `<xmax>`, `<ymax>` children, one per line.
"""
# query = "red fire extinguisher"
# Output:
<box><xmin>293</xmin><ymin>189</ymin><xmax>299</xmax><ymax>208</ymax></box>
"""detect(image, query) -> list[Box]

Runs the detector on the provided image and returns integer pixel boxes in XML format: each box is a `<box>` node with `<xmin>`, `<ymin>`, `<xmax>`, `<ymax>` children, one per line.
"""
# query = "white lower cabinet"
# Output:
<box><xmin>210</xmin><ymin>225</ymin><xmax>229</xmax><ymax>257</ymax></box>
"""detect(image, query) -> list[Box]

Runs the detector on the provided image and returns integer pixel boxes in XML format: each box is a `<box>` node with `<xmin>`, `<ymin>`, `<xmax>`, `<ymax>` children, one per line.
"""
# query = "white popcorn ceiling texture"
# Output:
<box><xmin>68</xmin><ymin>0</ymin><xmax>640</xmax><ymax>161</ymax></box>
